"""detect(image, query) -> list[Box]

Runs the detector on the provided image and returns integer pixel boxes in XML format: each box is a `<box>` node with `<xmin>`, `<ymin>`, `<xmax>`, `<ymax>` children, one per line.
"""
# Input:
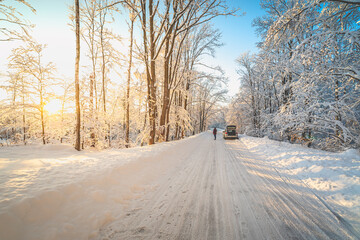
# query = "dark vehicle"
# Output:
<box><xmin>223</xmin><ymin>125</ymin><xmax>239</xmax><ymax>139</ymax></box>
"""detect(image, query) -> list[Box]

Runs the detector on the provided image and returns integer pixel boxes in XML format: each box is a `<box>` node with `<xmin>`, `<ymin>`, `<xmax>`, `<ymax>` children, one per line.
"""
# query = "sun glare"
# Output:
<box><xmin>44</xmin><ymin>99</ymin><xmax>62</xmax><ymax>115</ymax></box>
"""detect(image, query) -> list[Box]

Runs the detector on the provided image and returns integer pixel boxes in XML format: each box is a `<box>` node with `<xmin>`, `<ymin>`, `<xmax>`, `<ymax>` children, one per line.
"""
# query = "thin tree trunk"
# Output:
<box><xmin>22</xmin><ymin>87</ymin><xmax>26</xmax><ymax>145</ymax></box>
<box><xmin>88</xmin><ymin>1</ymin><xmax>97</xmax><ymax>148</ymax></box>
<box><xmin>22</xmin><ymin>111</ymin><xmax>26</xmax><ymax>145</ymax></box>
<box><xmin>90</xmin><ymin>74</ymin><xmax>95</xmax><ymax>147</ymax></box>
<box><xmin>125</xmin><ymin>15</ymin><xmax>134</xmax><ymax>148</ymax></box>
<box><xmin>108</xmin><ymin>123</ymin><xmax>111</xmax><ymax>147</ymax></box>
<box><xmin>40</xmin><ymin>87</ymin><xmax>45</xmax><ymax>145</ymax></box>
<box><xmin>100</xmin><ymin>10</ymin><xmax>107</xmax><ymax>114</ymax></box>
<box><xmin>60</xmin><ymin>85</ymin><xmax>67</xmax><ymax>144</ymax></box>
<box><xmin>75</xmin><ymin>0</ymin><xmax>81</xmax><ymax>151</ymax></box>
<box><xmin>99</xmin><ymin>8</ymin><xmax>110</xmax><ymax>147</ymax></box>
<box><xmin>335</xmin><ymin>79</ymin><xmax>342</xmax><ymax>139</ymax></box>
<box><xmin>11</xmin><ymin>76</ymin><xmax>17</xmax><ymax>139</ymax></box>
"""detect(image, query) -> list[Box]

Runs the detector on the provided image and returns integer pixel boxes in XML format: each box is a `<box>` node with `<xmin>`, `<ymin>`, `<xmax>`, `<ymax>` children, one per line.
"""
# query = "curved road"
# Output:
<box><xmin>97</xmin><ymin>132</ymin><xmax>355</xmax><ymax>239</ymax></box>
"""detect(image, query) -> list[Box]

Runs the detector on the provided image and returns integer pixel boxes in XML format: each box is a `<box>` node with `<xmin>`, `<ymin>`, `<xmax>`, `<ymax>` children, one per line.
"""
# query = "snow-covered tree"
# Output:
<box><xmin>235</xmin><ymin>0</ymin><xmax>360</xmax><ymax>150</ymax></box>
<box><xmin>8</xmin><ymin>40</ymin><xmax>56</xmax><ymax>145</ymax></box>
<box><xmin>0</xmin><ymin>0</ymin><xmax>35</xmax><ymax>41</ymax></box>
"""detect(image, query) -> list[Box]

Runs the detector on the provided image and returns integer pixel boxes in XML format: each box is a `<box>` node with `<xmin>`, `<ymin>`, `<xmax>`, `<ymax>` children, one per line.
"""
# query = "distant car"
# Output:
<box><xmin>223</xmin><ymin>125</ymin><xmax>239</xmax><ymax>140</ymax></box>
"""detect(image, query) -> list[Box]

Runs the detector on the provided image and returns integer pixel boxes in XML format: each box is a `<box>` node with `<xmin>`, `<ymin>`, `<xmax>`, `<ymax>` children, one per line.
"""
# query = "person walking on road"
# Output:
<box><xmin>213</xmin><ymin>127</ymin><xmax>217</xmax><ymax>140</ymax></box>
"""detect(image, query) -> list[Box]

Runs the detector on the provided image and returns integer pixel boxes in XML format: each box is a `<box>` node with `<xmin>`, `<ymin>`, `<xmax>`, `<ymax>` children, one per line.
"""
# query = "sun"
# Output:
<box><xmin>44</xmin><ymin>99</ymin><xmax>63</xmax><ymax>115</ymax></box>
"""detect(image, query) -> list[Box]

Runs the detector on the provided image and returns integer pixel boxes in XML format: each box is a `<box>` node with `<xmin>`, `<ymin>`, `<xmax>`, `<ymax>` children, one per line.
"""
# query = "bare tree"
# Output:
<box><xmin>75</xmin><ymin>0</ymin><xmax>81</xmax><ymax>151</ymax></box>
<box><xmin>98</xmin><ymin>1</ymin><xmax>109</xmax><ymax>114</ymax></box>
<box><xmin>81</xmin><ymin>0</ymin><xmax>100</xmax><ymax>147</ymax></box>
<box><xmin>8</xmin><ymin>41</ymin><xmax>56</xmax><ymax>145</ymax></box>
<box><xmin>125</xmin><ymin>6</ymin><xmax>137</xmax><ymax>147</ymax></box>
<box><xmin>181</xmin><ymin>24</ymin><xmax>223</xmax><ymax>135</ymax></box>
<box><xmin>100</xmin><ymin>0</ymin><xmax>237</xmax><ymax>145</ymax></box>
<box><xmin>236</xmin><ymin>52</ymin><xmax>261</xmax><ymax>133</ymax></box>
<box><xmin>0</xmin><ymin>0</ymin><xmax>35</xmax><ymax>41</ymax></box>
<box><xmin>138</xmin><ymin>0</ymin><xmax>237</xmax><ymax>144</ymax></box>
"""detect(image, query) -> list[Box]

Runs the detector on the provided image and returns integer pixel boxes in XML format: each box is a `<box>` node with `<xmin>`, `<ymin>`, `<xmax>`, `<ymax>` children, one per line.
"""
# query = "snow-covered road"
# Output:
<box><xmin>0</xmin><ymin>132</ymin><xmax>358</xmax><ymax>239</ymax></box>
<box><xmin>97</xmin><ymin>133</ymin><xmax>356</xmax><ymax>239</ymax></box>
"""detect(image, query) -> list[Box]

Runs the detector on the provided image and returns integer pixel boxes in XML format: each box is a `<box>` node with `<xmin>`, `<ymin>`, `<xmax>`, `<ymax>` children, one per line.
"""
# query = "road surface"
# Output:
<box><xmin>97</xmin><ymin>132</ymin><xmax>356</xmax><ymax>239</ymax></box>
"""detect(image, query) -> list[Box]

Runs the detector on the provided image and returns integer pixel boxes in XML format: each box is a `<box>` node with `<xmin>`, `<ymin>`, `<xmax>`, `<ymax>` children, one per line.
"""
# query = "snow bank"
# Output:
<box><xmin>240</xmin><ymin>135</ymin><xmax>360</xmax><ymax>232</ymax></box>
<box><xmin>0</xmin><ymin>135</ymin><xmax>200</xmax><ymax>240</ymax></box>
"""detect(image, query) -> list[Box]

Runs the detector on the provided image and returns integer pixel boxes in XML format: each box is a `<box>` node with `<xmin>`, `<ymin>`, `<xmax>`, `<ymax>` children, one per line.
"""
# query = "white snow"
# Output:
<box><xmin>0</xmin><ymin>137</ymin><xmax>198</xmax><ymax>240</ymax></box>
<box><xmin>0</xmin><ymin>133</ymin><xmax>359</xmax><ymax>239</ymax></box>
<box><xmin>240</xmin><ymin>135</ymin><xmax>360</xmax><ymax>231</ymax></box>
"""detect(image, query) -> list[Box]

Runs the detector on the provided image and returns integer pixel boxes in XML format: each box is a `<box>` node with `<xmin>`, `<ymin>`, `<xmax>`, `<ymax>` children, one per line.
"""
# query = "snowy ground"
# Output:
<box><xmin>0</xmin><ymin>132</ymin><xmax>359</xmax><ymax>239</ymax></box>
<box><xmin>241</xmin><ymin>135</ymin><xmax>360</xmax><ymax>233</ymax></box>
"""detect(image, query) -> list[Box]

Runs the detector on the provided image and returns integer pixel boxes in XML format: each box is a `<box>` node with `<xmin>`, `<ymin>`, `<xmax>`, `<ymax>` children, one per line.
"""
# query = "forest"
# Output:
<box><xmin>228</xmin><ymin>0</ymin><xmax>360</xmax><ymax>151</ymax></box>
<box><xmin>1</xmin><ymin>0</ymin><xmax>235</xmax><ymax>149</ymax></box>
<box><xmin>1</xmin><ymin>0</ymin><xmax>359</xmax><ymax>151</ymax></box>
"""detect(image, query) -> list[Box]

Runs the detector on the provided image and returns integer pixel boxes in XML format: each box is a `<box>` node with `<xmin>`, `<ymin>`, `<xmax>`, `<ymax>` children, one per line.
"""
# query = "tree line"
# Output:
<box><xmin>1</xmin><ymin>0</ymin><xmax>236</xmax><ymax>149</ymax></box>
<box><xmin>229</xmin><ymin>0</ymin><xmax>359</xmax><ymax>151</ymax></box>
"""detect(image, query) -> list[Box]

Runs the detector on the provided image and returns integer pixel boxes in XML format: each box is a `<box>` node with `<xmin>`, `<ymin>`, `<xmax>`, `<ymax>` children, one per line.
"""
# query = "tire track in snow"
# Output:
<box><xmin>224</xmin><ymin>141</ymin><xmax>285</xmax><ymax>239</ymax></box>
<box><xmin>226</xmin><ymin>139</ymin><xmax>354</xmax><ymax>239</ymax></box>
<box><xmin>96</xmin><ymin>133</ymin><xmax>355</xmax><ymax>240</ymax></box>
<box><xmin>227</xmin><ymin>142</ymin><xmax>315</xmax><ymax>239</ymax></box>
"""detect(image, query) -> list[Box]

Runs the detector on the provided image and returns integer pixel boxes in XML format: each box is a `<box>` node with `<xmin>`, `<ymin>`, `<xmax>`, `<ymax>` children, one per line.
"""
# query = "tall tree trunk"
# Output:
<box><xmin>125</xmin><ymin>15</ymin><xmax>134</xmax><ymax>148</ymax></box>
<box><xmin>140</xmin><ymin>0</ymin><xmax>152</xmax><ymax>145</ymax></box>
<box><xmin>75</xmin><ymin>0</ymin><xmax>81</xmax><ymax>151</ymax></box>
<box><xmin>100</xmin><ymin>10</ymin><xmax>106</xmax><ymax>114</ymax></box>
<box><xmin>160</xmin><ymin>34</ymin><xmax>170</xmax><ymax>141</ymax></box>
<box><xmin>88</xmin><ymin>1</ymin><xmax>97</xmax><ymax>148</ymax></box>
<box><xmin>148</xmin><ymin>0</ymin><xmax>157</xmax><ymax>145</ymax></box>
<box><xmin>99</xmin><ymin>8</ymin><xmax>110</xmax><ymax>147</ymax></box>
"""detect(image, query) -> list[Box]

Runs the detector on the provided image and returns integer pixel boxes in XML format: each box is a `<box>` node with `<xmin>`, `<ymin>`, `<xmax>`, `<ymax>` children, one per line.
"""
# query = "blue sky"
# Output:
<box><xmin>1</xmin><ymin>0</ymin><xmax>265</xmax><ymax>97</ymax></box>
<box><xmin>210</xmin><ymin>0</ymin><xmax>265</xmax><ymax>96</ymax></box>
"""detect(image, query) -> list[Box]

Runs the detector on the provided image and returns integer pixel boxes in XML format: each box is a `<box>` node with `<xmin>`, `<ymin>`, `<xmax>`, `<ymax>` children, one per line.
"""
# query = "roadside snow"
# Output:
<box><xmin>240</xmin><ymin>135</ymin><xmax>360</xmax><ymax>232</ymax></box>
<box><xmin>0</xmin><ymin>133</ymin><xmax>359</xmax><ymax>239</ymax></box>
<box><xmin>0</xmin><ymin>136</ymin><xmax>199</xmax><ymax>240</ymax></box>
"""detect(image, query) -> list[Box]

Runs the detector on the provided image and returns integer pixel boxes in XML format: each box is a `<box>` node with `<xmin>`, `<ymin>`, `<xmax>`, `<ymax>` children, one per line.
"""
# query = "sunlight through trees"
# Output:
<box><xmin>1</xmin><ymin>0</ymin><xmax>236</xmax><ymax>149</ymax></box>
